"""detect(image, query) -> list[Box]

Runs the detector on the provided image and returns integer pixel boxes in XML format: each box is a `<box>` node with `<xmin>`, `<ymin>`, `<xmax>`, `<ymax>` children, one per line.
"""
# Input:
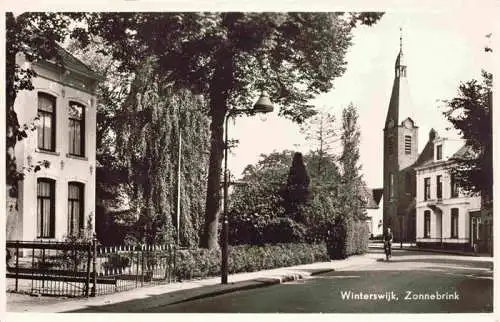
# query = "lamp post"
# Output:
<box><xmin>176</xmin><ymin>111</ymin><xmax>182</xmax><ymax>245</ymax></box>
<box><xmin>221</xmin><ymin>92</ymin><xmax>274</xmax><ymax>284</ymax></box>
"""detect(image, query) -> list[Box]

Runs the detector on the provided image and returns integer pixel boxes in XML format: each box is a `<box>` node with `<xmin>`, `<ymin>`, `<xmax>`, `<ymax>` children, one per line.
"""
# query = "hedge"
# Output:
<box><xmin>174</xmin><ymin>242</ymin><xmax>329</xmax><ymax>280</ymax></box>
<box><xmin>228</xmin><ymin>217</ymin><xmax>307</xmax><ymax>246</ymax></box>
<box><xmin>326</xmin><ymin>219</ymin><xmax>369</xmax><ymax>259</ymax></box>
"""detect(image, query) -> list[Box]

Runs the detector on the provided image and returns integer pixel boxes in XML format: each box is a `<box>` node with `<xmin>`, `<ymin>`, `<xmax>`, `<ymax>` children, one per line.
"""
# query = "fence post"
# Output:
<box><xmin>135</xmin><ymin>246</ymin><xmax>140</xmax><ymax>288</ymax></box>
<box><xmin>31</xmin><ymin>242</ymin><xmax>35</xmax><ymax>294</ymax></box>
<box><xmin>15</xmin><ymin>241</ymin><xmax>19</xmax><ymax>292</ymax></box>
<box><xmin>86</xmin><ymin>241</ymin><xmax>92</xmax><ymax>297</ymax></box>
<box><xmin>91</xmin><ymin>236</ymin><xmax>97</xmax><ymax>297</ymax></box>
<box><xmin>141</xmin><ymin>246</ymin><xmax>145</xmax><ymax>287</ymax></box>
<box><xmin>41</xmin><ymin>245</ymin><xmax>46</xmax><ymax>291</ymax></box>
<box><xmin>172</xmin><ymin>243</ymin><xmax>176</xmax><ymax>283</ymax></box>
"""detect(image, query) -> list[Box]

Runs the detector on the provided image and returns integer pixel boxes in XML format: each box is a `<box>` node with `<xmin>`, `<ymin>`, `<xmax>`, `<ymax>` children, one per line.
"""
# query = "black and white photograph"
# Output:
<box><xmin>2</xmin><ymin>3</ymin><xmax>496</xmax><ymax>318</ymax></box>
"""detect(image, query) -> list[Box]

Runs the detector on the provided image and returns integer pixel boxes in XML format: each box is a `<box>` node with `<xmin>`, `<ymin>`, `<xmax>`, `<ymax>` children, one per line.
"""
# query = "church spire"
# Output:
<box><xmin>385</xmin><ymin>29</ymin><xmax>414</xmax><ymax>129</ymax></box>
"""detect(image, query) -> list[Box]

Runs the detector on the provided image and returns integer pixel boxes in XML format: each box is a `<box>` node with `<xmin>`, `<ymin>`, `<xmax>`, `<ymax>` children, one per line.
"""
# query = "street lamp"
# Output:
<box><xmin>221</xmin><ymin>92</ymin><xmax>274</xmax><ymax>284</ymax></box>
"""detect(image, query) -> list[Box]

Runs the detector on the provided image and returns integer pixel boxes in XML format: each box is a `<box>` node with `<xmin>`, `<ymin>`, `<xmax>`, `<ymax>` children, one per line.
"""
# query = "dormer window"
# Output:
<box><xmin>436</xmin><ymin>144</ymin><xmax>443</xmax><ymax>161</ymax></box>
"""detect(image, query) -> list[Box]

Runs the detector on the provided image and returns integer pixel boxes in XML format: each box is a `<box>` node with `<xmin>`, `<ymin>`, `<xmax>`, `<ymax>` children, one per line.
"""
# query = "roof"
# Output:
<box><xmin>412</xmin><ymin>130</ymin><xmax>474</xmax><ymax>170</ymax></box>
<box><xmin>411</xmin><ymin>129</ymin><xmax>436</xmax><ymax>169</ymax></box>
<box><xmin>372</xmin><ymin>188</ymin><xmax>383</xmax><ymax>206</ymax></box>
<box><xmin>360</xmin><ymin>185</ymin><xmax>380</xmax><ymax>209</ymax></box>
<box><xmin>395</xmin><ymin>49</ymin><xmax>405</xmax><ymax>67</ymax></box>
<box><xmin>55</xmin><ymin>45</ymin><xmax>103</xmax><ymax>81</ymax></box>
<box><xmin>384</xmin><ymin>49</ymin><xmax>415</xmax><ymax>128</ymax></box>
<box><xmin>452</xmin><ymin>144</ymin><xmax>475</xmax><ymax>159</ymax></box>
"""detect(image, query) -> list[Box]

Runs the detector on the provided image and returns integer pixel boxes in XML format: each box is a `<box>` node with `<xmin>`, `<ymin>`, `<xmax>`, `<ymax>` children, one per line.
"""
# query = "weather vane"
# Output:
<box><xmin>400</xmin><ymin>27</ymin><xmax>403</xmax><ymax>51</ymax></box>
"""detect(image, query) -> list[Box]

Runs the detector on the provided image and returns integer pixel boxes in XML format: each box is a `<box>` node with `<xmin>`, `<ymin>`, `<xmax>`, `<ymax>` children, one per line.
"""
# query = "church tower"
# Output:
<box><xmin>383</xmin><ymin>30</ymin><xmax>418</xmax><ymax>242</ymax></box>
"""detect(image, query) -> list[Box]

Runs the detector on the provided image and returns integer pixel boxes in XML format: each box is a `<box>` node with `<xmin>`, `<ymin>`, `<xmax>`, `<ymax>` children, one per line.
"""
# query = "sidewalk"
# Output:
<box><xmin>7</xmin><ymin>253</ymin><xmax>375</xmax><ymax>313</ymax></box>
<box><xmin>369</xmin><ymin>242</ymin><xmax>492</xmax><ymax>257</ymax></box>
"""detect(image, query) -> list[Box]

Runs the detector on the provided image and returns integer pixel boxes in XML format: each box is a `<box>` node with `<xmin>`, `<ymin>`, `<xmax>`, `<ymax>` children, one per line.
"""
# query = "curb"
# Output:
<box><xmin>57</xmin><ymin>272</ymin><xmax>308</xmax><ymax>312</ymax></box>
<box><xmin>167</xmin><ymin>276</ymin><xmax>290</xmax><ymax>306</ymax></box>
<box><xmin>310</xmin><ymin>268</ymin><xmax>335</xmax><ymax>276</ymax></box>
<box><xmin>369</xmin><ymin>244</ymin><xmax>490</xmax><ymax>257</ymax></box>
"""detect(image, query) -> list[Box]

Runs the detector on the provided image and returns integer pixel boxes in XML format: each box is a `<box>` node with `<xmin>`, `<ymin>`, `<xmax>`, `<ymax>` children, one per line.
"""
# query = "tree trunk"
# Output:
<box><xmin>6</xmin><ymin>12</ymin><xmax>19</xmax><ymax>199</ymax></box>
<box><xmin>200</xmin><ymin>51</ymin><xmax>233</xmax><ymax>249</ymax></box>
<box><xmin>200</xmin><ymin>98</ymin><xmax>226</xmax><ymax>249</ymax></box>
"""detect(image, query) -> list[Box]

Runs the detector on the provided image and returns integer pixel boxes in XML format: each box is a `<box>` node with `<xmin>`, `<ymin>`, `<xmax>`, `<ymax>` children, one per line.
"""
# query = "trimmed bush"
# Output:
<box><xmin>175</xmin><ymin>248</ymin><xmax>220</xmax><ymax>280</ymax></box>
<box><xmin>262</xmin><ymin>217</ymin><xmax>307</xmax><ymax>244</ymax></box>
<box><xmin>173</xmin><ymin>243</ymin><xmax>329</xmax><ymax>280</ymax></box>
<box><xmin>345</xmin><ymin>220</ymin><xmax>369</xmax><ymax>256</ymax></box>
<box><xmin>228</xmin><ymin>216</ymin><xmax>307</xmax><ymax>246</ymax></box>
<box><xmin>327</xmin><ymin>219</ymin><xmax>369</xmax><ymax>259</ymax></box>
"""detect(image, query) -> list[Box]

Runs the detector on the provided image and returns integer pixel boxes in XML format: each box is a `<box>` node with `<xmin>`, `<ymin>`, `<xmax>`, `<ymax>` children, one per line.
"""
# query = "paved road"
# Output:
<box><xmin>73</xmin><ymin>248</ymin><xmax>494</xmax><ymax>313</ymax></box>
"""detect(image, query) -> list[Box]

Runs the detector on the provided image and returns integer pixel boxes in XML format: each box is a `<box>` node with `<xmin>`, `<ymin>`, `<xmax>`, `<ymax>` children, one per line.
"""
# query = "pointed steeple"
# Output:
<box><xmin>385</xmin><ymin>28</ymin><xmax>414</xmax><ymax>129</ymax></box>
<box><xmin>395</xmin><ymin>27</ymin><xmax>407</xmax><ymax>77</ymax></box>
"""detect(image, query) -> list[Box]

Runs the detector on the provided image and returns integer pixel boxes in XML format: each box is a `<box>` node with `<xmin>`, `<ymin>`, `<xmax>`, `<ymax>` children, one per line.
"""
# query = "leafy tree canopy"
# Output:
<box><xmin>81</xmin><ymin>12</ymin><xmax>383</xmax><ymax>121</ymax></box>
<box><xmin>443</xmin><ymin>70</ymin><xmax>492</xmax><ymax>205</ymax></box>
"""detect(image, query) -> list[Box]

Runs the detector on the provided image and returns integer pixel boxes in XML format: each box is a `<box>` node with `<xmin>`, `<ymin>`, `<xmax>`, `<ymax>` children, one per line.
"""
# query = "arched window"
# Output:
<box><xmin>37</xmin><ymin>178</ymin><xmax>55</xmax><ymax>238</ymax></box>
<box><xmin>68</xmin><ymin>101</ymin><xmax>85</xmax><ymax>156</ymax></box>
<box><xmin>37</xmin><ymin>93</ymin><xmax>56</xmax><ymax>151</ymax></box>
<box><xmin>68</xmin><ymin>182</ymin><xmax>84</xmax><ymax>236</ymax></box>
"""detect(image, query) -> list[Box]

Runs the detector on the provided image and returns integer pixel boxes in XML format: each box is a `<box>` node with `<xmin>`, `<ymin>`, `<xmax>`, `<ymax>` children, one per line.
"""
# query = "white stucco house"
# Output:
<box><xmin>7</xmin><ymin>47</ymin><xmax>101</xmax><ymax>242</ymax></box>
<box><xmin>414</xmin><ymin>131</ymin><xmax>482</xmax><ymax>250</ymax></box>
<box><xmin>362</xmin><ymin>187</ymin><xmax>384</xmax><ymax>238</ymax></box>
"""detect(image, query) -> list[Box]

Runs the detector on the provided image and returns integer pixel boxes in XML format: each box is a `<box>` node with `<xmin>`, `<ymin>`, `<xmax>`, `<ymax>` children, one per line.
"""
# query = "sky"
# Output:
<box><xmin>229</xmin><ymin>9</ymin><xmax>494</xmax><ymax>189</ymax></box>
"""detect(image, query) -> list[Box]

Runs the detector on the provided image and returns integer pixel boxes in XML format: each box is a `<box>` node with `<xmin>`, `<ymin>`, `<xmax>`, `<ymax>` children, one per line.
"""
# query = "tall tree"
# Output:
<box><xmin>80</xmin><ymin>12</ymin><xmax>383</xmax><ymax>248</ymax></box>
<box><xmin>113</xmin><ymin>59</ymin><xmax>211</xmax><ymax>245</ymax></box>
<box><xmin>443</xmin><ymin>70</ymin><xmax>493</xmax><ymax>208</ymax></box>
<box><xmin>338</xmin><ymin>103</ymin><xmax>366</xmax><ymax>221</ymax></box>
<box><xmin>300</xmin><ymin>111</ymin><xmax>338</xmax><ymax>175</ymax></box>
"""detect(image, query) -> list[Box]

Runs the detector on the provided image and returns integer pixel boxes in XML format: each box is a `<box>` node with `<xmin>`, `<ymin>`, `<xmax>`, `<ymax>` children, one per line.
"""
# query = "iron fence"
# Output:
<box><xmin>5</xmin><ymin>240</ymin><xmax>177</xmax><ymax>298</ymax></box>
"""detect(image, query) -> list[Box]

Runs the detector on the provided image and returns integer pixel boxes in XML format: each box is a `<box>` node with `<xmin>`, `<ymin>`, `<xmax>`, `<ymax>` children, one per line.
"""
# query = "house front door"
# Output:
<box><xmin>470</xmin><ymin>211</ymin><xmax>481</xmax><ymax>250</ymax></box>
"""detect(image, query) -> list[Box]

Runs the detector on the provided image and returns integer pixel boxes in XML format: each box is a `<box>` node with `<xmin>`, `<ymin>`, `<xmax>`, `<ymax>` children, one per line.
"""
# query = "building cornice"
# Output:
<box><xmin>414</xmin><ymin>159</ymin><xmax>454</xmax><ymax>172</ymax></box>
<box><xmin>35</xmin><ymin>72</ymin><xmax>97</xmax><ymax>96</ymax></box>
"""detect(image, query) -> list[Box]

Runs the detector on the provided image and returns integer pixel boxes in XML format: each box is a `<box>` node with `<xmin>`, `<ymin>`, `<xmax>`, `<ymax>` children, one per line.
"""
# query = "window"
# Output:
<box><xmin>68</xmin><ymin>182</ymin><xmax>84</xmax><ymax>236</ymax></box>
<box><xmin>68</xmin><ymin>102</ymin><xmax>85</xmax><ymax>156</ymax></box>
<box><xmin>424</xmin><ymin>177</ymin><xmax>431</xmax><ymax>201</ymax></box>
<box><xmin>451</xmin><ymin>208</ymin><xmax>459</xmax><ymax>238</ymax></box>
<box><xmin>450</xmin><ymin>174</ymin><xmax>459</xmax><ymax>198</ymax></box>
<box><xmin>387</xmin><ymin>138</ymin><xmax>394</xmax><ymax>155</ymax></box>
<box><xmin>405</xmin><ymin>172</ymin><xmax>412</xmax><ymax>193</ymax></box>
<box><xmin>389</xmin><ymin>173</ymin><xmax>395</xmax><ymax>198</ymax></box>
<box><xmin>424</xmin><ymin>211</ymin><xmax>431</xmax><ymax>238</ymax></box>
<box><xmin>436</xmin><ymin>144</ymin><xmax>443</xmax><ymax>160</ymax></box>
<box><xmin>37</xmin><ymin>93</ymin><xmax>56</xmax><ymax>151</ymax></box>
<box><xmin>436</xmin><ymin>175</ymin><xmax>443</xmax><ymax>200</ymax></box>
<box><xmin>37</xmin><ymin>179</ymin><xmax>55</xmax><ymax>238</ymax></box>
<box><xmin>404</xmin><ymin>135</ymin><xmax>412</xmax><ymax>154</ymax></box>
